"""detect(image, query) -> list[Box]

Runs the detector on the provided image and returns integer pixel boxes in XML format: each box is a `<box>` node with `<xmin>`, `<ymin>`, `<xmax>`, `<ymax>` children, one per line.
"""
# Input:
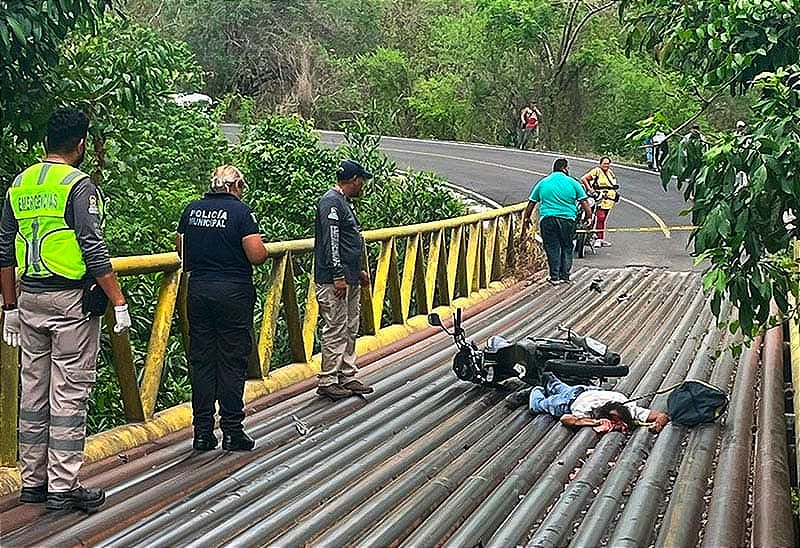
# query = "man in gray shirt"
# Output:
<box><xmin>0</xmin><ymin>108</ymin><xmax>131</xmax><ymax>512</ymax></box>
<box><xmin>313</xmin><ymin>160</ymin><xmax>374</xmax><ymax>400</ymax></box>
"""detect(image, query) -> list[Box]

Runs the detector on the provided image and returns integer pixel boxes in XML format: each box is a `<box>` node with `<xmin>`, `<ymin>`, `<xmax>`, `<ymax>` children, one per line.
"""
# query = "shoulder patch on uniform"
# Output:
<box><xmin>87</xmin><ymin>194</ymin><xmax>99</xmax><ymax>215</ymax></box>
<box><xmin>327</xmin><ymin>207</ymin><xmax>339</xmax><ymax>221</ymax></box>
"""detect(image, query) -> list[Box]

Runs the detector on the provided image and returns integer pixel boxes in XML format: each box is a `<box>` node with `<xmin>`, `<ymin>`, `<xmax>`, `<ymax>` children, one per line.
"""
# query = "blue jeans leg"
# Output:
<box><xmin>540</xmin><ymin>216</ymin><xmax>562</xmax><ymax>281</ymax></box>
<box><xmin>556</xmin><ymin>217</ymin><xmax>575</xmax><ymax>280</ymax></box>
<box><xmin>529</xmin><ymin>385</ymin><xmax>574</xmax><ymax>417</ymax></box>
<box><xmin>560</xmin><ymin>243</ymin><xmax>573</xmax><ymax>280</ymax></box>
<box><xmin>546</xmin><ymin>375</ymin><xmax>576</xmax><ymax>396</ymax></box>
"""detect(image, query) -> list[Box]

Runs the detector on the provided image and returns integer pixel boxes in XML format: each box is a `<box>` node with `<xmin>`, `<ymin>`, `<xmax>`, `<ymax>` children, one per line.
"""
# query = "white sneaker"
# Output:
<box><xmin>601</xmin><ymin>240</ymin><xmax>612</xmax><ymax>247</ymax></box>
<box><xmin>593</xmin><ymin>239</ymin><xmax>603</xmax><ymax>248</ymax></box>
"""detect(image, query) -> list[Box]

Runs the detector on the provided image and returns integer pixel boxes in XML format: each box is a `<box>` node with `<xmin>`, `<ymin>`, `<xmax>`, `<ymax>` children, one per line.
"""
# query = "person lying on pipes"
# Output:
<box><xmin>506</xmin><ymin>372</ymin><xmax>670</xmax><ymax>434</ymax></box>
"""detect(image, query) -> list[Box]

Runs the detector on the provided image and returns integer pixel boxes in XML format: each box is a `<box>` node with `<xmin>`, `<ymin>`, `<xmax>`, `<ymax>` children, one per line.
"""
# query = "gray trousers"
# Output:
<box><xmin>315</xmin><ymin>283</ymin><xmax>360</xmax><ymax>387</ymax></box>
<box><xmin>18</xmin><ymin>288</ymin><xmax>100</xmax><ymax>492</ymax></box>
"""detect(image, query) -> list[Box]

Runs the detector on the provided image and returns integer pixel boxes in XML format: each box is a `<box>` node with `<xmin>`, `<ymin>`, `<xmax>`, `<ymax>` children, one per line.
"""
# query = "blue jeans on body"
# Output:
<box><xmin>540</xmin><ymin>216</ymin><xmax>577</xmax><ymax>281</ymax></box>
<box><xmin>529</xmin><ymin>375</ymin><xmax>599</xmax><ymax>417</ymax></box>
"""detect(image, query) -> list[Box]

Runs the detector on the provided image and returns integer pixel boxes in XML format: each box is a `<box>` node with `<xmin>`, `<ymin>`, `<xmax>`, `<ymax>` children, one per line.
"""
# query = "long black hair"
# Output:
<box><xmin>592</xmin><ymin>401</ymin><xmax>635</xmax><ymax>430</ymax></box>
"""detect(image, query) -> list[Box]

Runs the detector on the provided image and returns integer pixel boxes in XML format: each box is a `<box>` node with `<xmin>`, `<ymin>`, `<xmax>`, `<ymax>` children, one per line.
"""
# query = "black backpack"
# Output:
<box><xmin>666</xmin><ymin>380</ymin><xmax>729</xmax><ymax>426</ymax></box>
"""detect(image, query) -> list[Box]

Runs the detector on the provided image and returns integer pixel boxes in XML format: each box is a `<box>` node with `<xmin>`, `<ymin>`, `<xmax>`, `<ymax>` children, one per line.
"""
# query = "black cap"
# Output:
<box><xmin>337</xmin><ymin>159</ymin><xmax>373</xmax><ymax>181</ymax></box>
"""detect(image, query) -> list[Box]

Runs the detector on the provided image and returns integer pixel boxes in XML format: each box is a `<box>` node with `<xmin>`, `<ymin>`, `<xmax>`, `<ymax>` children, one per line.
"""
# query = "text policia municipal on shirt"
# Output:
<box><xmin>187</xmin><ymin>208</ymin><xmax>229</xmax><ymax>228</ymax></box>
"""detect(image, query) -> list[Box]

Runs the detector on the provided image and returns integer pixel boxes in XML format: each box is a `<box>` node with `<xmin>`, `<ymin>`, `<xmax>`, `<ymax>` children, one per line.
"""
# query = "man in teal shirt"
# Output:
<box><xmin>522</xmin><ymin>158</ymin><xmax>592</xmax><ymax>284</ymax></box>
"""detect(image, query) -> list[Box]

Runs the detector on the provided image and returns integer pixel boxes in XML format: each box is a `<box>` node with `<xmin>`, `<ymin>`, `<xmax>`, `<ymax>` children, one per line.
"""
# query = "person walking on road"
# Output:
<box><xmin>177</xmin><ymin>165</ymin><xmax>267</xmax><ymax>452</ymax></box>
<box><xmin>519</xmin><ymin>101</ymin><xmax>542</xmax><ymax>150</ymax></box>
<box><xmin>580</xmin><ymin>156</ymin><xmax>620</xmax><ymax>248</ymax></box>
<box><xmin>522</xmin><ymin>158</ymin><xmax>592</xmax><ymax>285</ymax></box>
<box><xmin>314</xmin><ymin>160</ymin><xmax>374</xmax><ymax>400</ymax></box>
<box><xmin>0</xmin><ymin>107</ymin><xmax>131</xmax><ymax>512</ymax></box>
<box><xmin>652</xmin><ymin>130</ymin><xmax>668</xmax><ymax>171</ymax></box>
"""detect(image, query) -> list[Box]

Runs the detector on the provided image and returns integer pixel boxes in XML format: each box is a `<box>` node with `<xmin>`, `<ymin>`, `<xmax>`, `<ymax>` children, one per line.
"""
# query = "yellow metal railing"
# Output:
<box><xmin>790</xmin><ymin>239</ymin><xmax>800</xmax><ymax>481</ymax></box>
<box><xmin>0</xmin><ymin>203</ymin><xmax>526</xmax><ymax>466</ymax></box>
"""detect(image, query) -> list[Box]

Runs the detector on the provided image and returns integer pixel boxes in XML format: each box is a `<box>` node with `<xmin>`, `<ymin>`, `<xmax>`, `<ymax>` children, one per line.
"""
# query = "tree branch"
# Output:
<box><xmin>556</xmin><ymin>2</ymin><xmax>616</xmax><ymax>76</ymax></box>
<box><xmin>541</xmin><ymin>39</ymin><xmax>554</xmax><ymax>69</ymax></box>
<box><xmin>558</xmin><ymin>0</ymin><xmax>581</xmax><ymax>66</ymax></box>
<box><xmin>660</xmin><ymin>71</ymin><xmax>744</xmax><ymax>143</ymax></box>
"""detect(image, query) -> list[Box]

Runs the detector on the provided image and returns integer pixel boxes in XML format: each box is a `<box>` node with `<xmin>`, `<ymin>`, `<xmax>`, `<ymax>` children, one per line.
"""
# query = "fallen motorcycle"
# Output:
<box><xmin>428</xmin><ymin>308</ymin><xmax>629</xmax><ymax>387</ymax></box>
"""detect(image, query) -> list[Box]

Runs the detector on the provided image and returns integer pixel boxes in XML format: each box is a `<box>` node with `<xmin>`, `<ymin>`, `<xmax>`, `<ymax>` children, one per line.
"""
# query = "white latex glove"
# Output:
<box><xmin>113</xmin><ymin>304</ymin><xmax>132</xmax><ymax>334</ymax></box>
<box><xmin>2</xmin><ymin>308</ymin><xmax>20</xmax><ymax>347</ymax></box>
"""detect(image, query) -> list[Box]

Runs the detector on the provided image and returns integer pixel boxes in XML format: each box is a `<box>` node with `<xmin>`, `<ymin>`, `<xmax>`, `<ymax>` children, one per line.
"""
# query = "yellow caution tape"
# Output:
<box><xmin>577</xmin><ymin>225</ymin><xmax>698</xmax><ymax>234</ymax></box>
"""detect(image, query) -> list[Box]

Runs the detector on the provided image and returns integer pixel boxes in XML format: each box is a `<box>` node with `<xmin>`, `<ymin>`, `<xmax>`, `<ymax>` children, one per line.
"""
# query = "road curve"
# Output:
<box><xmin>221</xmin><ymin>124</ymin><xmax>697</xmax><ymax>271</ymax></box>
<box><xmin>322</xmin><ymin>132</ymin><xmax>698</xmax><ymax>272</ymax></box>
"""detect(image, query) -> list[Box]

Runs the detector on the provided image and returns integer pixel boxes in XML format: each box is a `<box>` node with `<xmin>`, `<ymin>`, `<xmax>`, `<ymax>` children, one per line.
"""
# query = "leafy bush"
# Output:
<box><xmin>234</xmin><ymin>115</ymin><xmax>338</xmax><ymax>242</ymax></box>
<box><xmin>408</xmin><ymin>74</ymin><xmax>471</xmax><ymax>141</ymax></box>
<box><xmin>100</xmin><ymin>103</ymin><xmax>230</xmax><ymax>255</ymax></box>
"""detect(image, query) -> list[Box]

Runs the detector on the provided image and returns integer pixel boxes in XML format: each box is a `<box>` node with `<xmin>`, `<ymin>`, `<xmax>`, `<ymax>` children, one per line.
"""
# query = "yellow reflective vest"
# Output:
<box><xmin>586</xmin><ymin>167</ymin><xmax>619</xmax><ymax>210</ymax></box>
<box><xmin>8</xmin><ymin>163</ymin><xmax>93</xmax><ymax>280</ymax></box>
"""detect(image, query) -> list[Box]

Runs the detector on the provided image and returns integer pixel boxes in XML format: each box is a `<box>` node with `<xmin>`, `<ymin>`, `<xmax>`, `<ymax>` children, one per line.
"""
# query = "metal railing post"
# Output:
<box><xmin>789</xmin><ymin>239</ymin><xmax>800</xmax><ymax>482</ymax></box>
<box><xmin>0</xmin><ymin>329</ymin><xmax>19</xmax><ymax>467</ymax></box>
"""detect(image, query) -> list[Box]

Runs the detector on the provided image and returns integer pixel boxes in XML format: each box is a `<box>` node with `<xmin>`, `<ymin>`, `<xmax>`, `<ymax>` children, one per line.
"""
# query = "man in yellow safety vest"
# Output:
<box><xmin>0</xmin><ymin>108</ymin><xmax>131</xmax><ymax>512</ymax></box>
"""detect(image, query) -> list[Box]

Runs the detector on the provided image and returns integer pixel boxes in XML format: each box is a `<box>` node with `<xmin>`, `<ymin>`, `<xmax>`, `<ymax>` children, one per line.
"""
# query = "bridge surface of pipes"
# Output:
<box><xmin>0</xmin><ymin>266</ymin><xmax>791</xmax><ymax>547</ymax></box>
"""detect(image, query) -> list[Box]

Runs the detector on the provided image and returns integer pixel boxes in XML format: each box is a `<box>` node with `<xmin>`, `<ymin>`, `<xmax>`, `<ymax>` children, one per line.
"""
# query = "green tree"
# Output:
<box><xmin>622</xmin><ymin>0</ymin><xmax>800</xmax><ymax>336</ymax></box>
<box><xmin>0</xmin><ymin>0</ymin><xmax>113</xmax><ymax>182</ymax></box>
<box><xmin>572</xmin><ymin>40</ymin><xmax>696</xmax><ymax>157</ymax></box>
<box><xmin>477</xmin><ymin>0</ymin><xmax>618</xmax><ymax>148</ymax></box>
<box><xmin>408</xmin><ymin>74</ymin><xmax>471</xmax><ymax>140</ymax></box>
<box><xmin>48</xmin><ymin>15</ymin><xmax>203</xmax><ymax>182</ymax></box>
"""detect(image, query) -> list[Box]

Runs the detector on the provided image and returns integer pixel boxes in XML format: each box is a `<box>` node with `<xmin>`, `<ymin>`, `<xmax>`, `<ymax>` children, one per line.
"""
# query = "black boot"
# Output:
<box><xmin>193</xmin><ymin>432</ymin><xmax>218</xmax><ymax>451</ymax></box>
<box><xmin>504</xmin><ymin>388</ymin><xmax>532</xmax><ymax>408</ymax></box>
<box><xmin>19</xmin><ymin>484</ymin><xmax>48</xmax><ymax>503</ymax></box>
<box><xmin>316</xmin><ymin>384</ymin><xmax>352</xmax><ymax>400</ymax></box>
<box><xmin>222</xmin><ymin>431</ymin><xmax>255</xmax><ymax>451</ymax></box>
<box><xmin>46</xmin><ymin>487</ymin><xmax>105</xmax><ymax>512</ymax></box>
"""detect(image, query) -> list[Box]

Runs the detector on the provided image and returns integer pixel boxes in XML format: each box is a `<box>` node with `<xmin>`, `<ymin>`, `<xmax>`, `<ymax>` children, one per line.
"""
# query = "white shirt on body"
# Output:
<box><xmin>570</xmin><ymin>390</ymin><xmax>651</xmax><ymax>422</ymax></box>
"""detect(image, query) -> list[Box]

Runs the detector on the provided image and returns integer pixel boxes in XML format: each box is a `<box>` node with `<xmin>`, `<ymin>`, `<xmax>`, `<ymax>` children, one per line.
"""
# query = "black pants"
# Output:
<box><xmin>655</xmin><ymin>142</ymin><xmax>669</xmax><ymax>170</ymax></box>
<box><xmin>187</xmin><ymin>279</ymin><xmax>255</xmax><ymax>436</ymax></box>
<box><xmin>540</xmin><ymin>216</ymin><xmax>576</xmax><ymax>281</ymax></box>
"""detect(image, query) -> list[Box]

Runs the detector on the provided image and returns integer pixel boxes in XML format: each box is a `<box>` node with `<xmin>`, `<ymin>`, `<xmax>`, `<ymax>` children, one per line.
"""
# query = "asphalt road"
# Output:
<box><xmin>221</xmin><ymin>125</ymin><xmax>698</xmax><ymax>271</ymax></box>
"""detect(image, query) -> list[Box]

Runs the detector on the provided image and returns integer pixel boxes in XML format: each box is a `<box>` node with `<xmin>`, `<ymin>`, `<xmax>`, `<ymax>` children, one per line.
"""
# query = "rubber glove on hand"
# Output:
<box><xmin>2</xmin><ymin>308</ymin><xmax>20</xmax><ymax>347</ymax></box>
<box><xmin>113</xmin><ymin>304</ymin><xmax>132</xmax><ymax>334</ymax></box>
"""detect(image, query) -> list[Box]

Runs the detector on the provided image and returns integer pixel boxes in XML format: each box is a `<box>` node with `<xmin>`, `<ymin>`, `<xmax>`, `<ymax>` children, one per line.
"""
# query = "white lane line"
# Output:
<box><xmin>382</xmin><ymin>146</ymin><xmax>671</xmax><ymax>238</ymax></box>
<box><xmin>315</xmin><ymin>129</ymin><xmax>659</xmax><ymax>175</ymax></box>
<box><xmin>441</xmin><ymin>181</ymin><xmax>503</xmax><ymax>209</ymax></box>
<box><xmin>222</xmin><ymin>124</ymin><xmax>671</xmax><ymax>236</ymax></box>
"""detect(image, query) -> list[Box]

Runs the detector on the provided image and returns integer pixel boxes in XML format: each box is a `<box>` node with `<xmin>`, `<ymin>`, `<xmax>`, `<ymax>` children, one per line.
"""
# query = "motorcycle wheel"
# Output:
<box><xmin>544</xmin><ymin>360</ymin><xmax>629</xmax><ymax>378</ymax></box>
<box><xmin>575</xmin><ymin>232</ymin><xmax>586</xmax><ymax>258</ymax></box>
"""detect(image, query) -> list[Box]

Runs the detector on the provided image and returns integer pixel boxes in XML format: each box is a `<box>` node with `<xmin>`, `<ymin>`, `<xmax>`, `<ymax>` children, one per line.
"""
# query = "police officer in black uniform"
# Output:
<box><xmin>177</xmin><ymin>165</ymin><xmax>267</xmax><ymax>451</ymax></box>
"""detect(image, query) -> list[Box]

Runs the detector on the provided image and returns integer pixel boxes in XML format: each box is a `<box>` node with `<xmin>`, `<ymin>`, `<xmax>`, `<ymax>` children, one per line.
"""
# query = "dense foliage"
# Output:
<box><xmin>1</xmin><ymin>8</ymin><xmax>465</xmax><ymax>431</ymax></box>
<box><xmin>128</xmin><ymin>0</ymin><xmax>713</xmax><ymax>159</ymax></box>
<box><xmin>0</xmin><ymin>0</ymin><xmax>113</xmax><ymax>182</ymax></box>
<box><xmin>622</xmin><ymin>0</ymin><xmax>800</xmax><ymax>337</ymax></box>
